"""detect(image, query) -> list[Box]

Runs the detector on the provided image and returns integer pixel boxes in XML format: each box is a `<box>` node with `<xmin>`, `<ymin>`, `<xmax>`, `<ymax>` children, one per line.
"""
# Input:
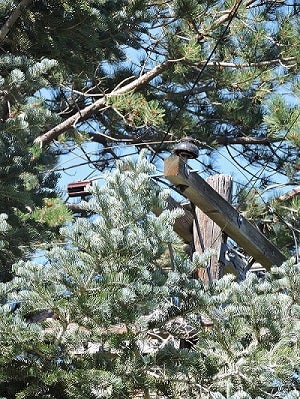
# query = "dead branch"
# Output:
<box><xmin>279</xmin><ymin>186</ymin><xmax>300</xmax><ymax>201</ymax></box>
<box><xmin>216</xmin><ymin>135</ymin><xmax>280</xmax><ymax>145</ymax></box>
<box><xmin>195</xmin><ymin>57</ymin><xmax>296</xmax><ymax>69</ymax></box>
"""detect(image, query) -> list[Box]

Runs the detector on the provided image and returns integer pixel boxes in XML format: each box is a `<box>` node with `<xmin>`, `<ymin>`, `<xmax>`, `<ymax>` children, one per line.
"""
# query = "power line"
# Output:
<box><xmin>54</xmin><ymin>2</ymin><xmax>299</xmax><ymax>204</ymax></box>
<box><xmin>238</xmin><ymin>107</ymin><xmax>300</xmax><ymax>202</ymax></box>
<box><xmin>150</xmin><ymin>0</ymin><xmax>245</xmax><ymax>162</ymax></box>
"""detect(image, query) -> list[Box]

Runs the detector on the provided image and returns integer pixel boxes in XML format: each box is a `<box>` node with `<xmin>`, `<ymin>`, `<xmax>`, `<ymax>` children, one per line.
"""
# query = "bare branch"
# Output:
<box><xmin>66</xmin><ymin>203</ymin><xmax>89</xmax><ymax>213</ymax></box>
<box><xmin>195</xmin><ymin>57</ymin><xmax>297</xmax><ymax>69</ymax></box>
<box><xmin>211</xmin><ymin>0</ymin><xmax>243</xmax><ymax>29</ymax></box>
<box><xmin>34</xmin><ymin>60</ymin><xmax>174</xmax><ymax>146</ymax></box>
<box><xmin>0</xmin><ymin>0</ymin><xmax>33</xmax><ymax>43</ymax></box>
<box><xmin>216</xmin><ymin>136</ymin><xmax>281</xmax><ymax>145</ymax></box>
<box><xmin>279</xmin><ymin>186</ymin><xmax>300</xmax><ymax>201</ymax></box>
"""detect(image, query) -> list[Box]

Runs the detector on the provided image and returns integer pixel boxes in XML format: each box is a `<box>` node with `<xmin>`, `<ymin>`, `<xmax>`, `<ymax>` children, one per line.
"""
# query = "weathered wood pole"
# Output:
<box><xmin>193</xmin><ymin>174</ymin><xmax>233</xmax><ymax>283</ymax></box>
<box><xmin>164</xmin><ymin>155</ymin><xmax>286</xmax><ymax>269</ymax></box>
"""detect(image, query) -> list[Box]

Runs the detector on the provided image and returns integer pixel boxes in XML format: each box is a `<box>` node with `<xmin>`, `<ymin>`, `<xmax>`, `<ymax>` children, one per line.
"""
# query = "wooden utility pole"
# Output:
<box><xmin>154</xmin><ymin>196</ymin><xmax>194</xmax><ymax>243</ymax></box>
<box><xmin>193</xmin><ymin>174</ymin><xmax>232</xmax><ymax>283</ymax></box>
<box><xmin>164</xmin><ymin>155</ymin><xmax>286</xmax><ymax>270</ymax></box>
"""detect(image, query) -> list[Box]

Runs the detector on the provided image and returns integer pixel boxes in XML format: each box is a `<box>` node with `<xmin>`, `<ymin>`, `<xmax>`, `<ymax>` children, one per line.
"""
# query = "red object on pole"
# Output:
<box><xmin>67</xmin><ymin>180</ymin><xmax>92</xmax><ymax>197</ymax></box>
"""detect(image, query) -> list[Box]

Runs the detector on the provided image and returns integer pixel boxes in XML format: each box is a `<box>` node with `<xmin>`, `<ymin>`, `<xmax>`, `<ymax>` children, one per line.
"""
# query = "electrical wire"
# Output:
<box><xmin>242</xmin><ymin>108</ymin><xmax>300</xmax><ymax>199</ymax></box>
<box><xmin>150</xmin><ymin>0</ymin><xmax>245</xmax><ymax>162</ymax></box>
<box><xmin>56</xmin><ymin>1</ymin><xmax>299</xmax><ymax>216</ymax></box>
<box><xmin>235</xmin><ymin>109</ymin><xmax>300</xmax><ymax>260</ymax></box>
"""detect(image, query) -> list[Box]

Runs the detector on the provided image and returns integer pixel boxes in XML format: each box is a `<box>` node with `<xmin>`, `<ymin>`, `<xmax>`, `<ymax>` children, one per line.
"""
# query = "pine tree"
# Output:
<box><xmin>0</xmin><ymin>154</ymin><xmax>299</xmax><ymax>399</ymax></box>
<box><xmin>0</xmin><ymin>0</ymin><xmax>159</xmax><ymax>280</ymax></box>
<box><xmin>1</xmin><ymin>0</ymin><xmax>296</xmax><ymax>255</ymax></box>
<box><xmin>0</xmin><ymin>50</ymin><xmax>75</xmax><ymax>281</ymax></box>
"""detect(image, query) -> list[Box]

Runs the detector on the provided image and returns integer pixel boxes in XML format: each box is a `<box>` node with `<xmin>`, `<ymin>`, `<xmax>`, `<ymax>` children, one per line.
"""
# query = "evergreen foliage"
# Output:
<box><xmin>0</xmin><ymin>51</ymin><xmax>72</xmax><ymax>281</ymax></box>
<box><xmin>0</xmin><ymin>0</ymin><xmax>298</xmax><ymax>256</ymax></box>
<box><xmin>0</xmin><ymin>155</ymin><xmax>299</xmax><ymax>399</ymax></box>
<box><xmin>0</xmin><ymin>1</ymin><xmax>299</xmax><ymax>397</ymax></box>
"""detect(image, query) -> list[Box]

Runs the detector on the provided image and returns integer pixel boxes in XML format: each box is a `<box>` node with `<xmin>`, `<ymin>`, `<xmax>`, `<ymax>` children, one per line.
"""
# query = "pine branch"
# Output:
<box><xmin>0</xmin><ymin>0</ymin><xmax>33</xmax><ymax>43</ymax></box>
<box><xmin>34</xmin><ymin>55</ymin><xmax>296</xmax><ymax>148</ymax></box>
<box><xmin>34</xmin><ymin>60</ymin><xmax>175</xmax><ymax>146</ymax></box>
